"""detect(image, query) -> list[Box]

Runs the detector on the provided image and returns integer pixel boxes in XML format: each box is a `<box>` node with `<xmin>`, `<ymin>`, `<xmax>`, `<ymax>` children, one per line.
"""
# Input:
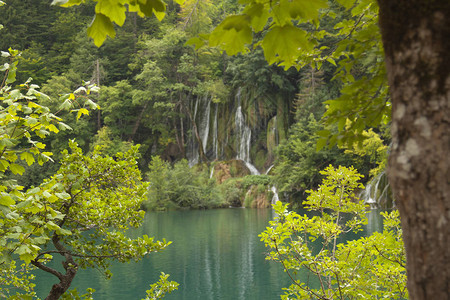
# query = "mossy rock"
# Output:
<box><xmin>244</xmin><ymin>185</ymin><xmax>271</xmax><ymax>208</ymax></box>
<box><xmin>212</xmin><ymin>160</ymin><xmax>251</xmax><ymax>183</ymax></box>
<box><xmin>254</xmin><ymin>150</ymin><xmax>268</xmax><ymax>171</ymax></box>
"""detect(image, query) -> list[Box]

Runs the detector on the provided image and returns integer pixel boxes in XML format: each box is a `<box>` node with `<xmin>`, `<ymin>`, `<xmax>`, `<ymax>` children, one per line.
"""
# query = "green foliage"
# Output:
<box><xmin>144</xmin><ymin>156</ymin><xmax>225</xmax><ymax>210</ymax></box>
<box><xmin>204</xmin><ymin>0</ymin><xmax>390</xmax><ymax>148</ymax></box>
<box><xmin>219</xmin><ymin>177</ymin><xmax>243</xmax><ymax>207</ymax></box>
<box><xmin>344</xmin><ymin>128</ymin><xmax>388</xmax><ymax>177</ymax></box>
<box><xmin>273</xmin><ymin>113</ymin><xmax>363</xmax><ymax>203</ymax></box>
<box><xmin>91</xmin><ymin>126</ymin><xmax>133</xmax><ymax>155</ymax></box>
<box><xmin>143</xmin><ymin>272</ymin><xmax>179</xmax><ymax>300</ymax></box>
<box><xmin>0</xmin><ymin>51</ymin><xmax>174</xmax><ymax>298</ymax></box>
<box><xmin>241</xmin><ymin>174</ymin><xmax>270</xmax><ymax>190</ymax></box>
<box><xmin>260</xmin><ymin>165</ymin><xmax>407</xmax><ymax>299</ymax></box>
<box><xmin>53</xmin><ymin>0</ymin><xmax>182</xmax><ymax>46</ymax></box>
<box><xmin>61</xmin><ymin>288</ymin><xmax>95</xmax><ymax>300</ymax></box>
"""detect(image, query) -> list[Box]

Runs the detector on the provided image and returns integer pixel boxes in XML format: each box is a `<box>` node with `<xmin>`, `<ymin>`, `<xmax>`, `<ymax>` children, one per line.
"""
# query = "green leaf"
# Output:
<box><xmin>185</xmin><ymin>37</ymin><xmax>205</xmax><ymax>50</ymax></box>
<box><xmin>58</xmin><ymin>122</ymin><xmax>73</xmax><ymax>131</ymax></box>
<box><xmin>48</xmin><ymin>124</ymin><xmax>60</xmax><ymax>133</ymax></box>
<box><xmin>288</xmin><ymin>0</ymin><xmax>328</xmax><ymax>21</ymax></box>
<box><xmin>56</xmin><ymin>227</ymin><xmax>72</xmax><ymax>236</ymax></box>
<box><xmin>95</xmin><ymin>0</ymin><xmax>126</xmax><ymax>26</ymax></box>
<box><xmin>137</xmin><ymin>0</ymin><xmax>166</xmax><ymax>21</ymax></box>
<box><xmin>243</xmin><ymin>3</ymin><xmax>270</xmax><ymax>32</ymax></box>
<box><xmin>326</xmin><ymin>57</ymin><xmax>336</xmax><ymax>66</ymax></box>
<box><xmin>336</xmin><ymin>0</ymin><xmax>355</xmax><ymax>10</ymax></box>
<box><xmin>0</xmin><ymin>194</ymin><xmax>15</xmax><ymax>206</ymax></box>
<box><xmin>20</xmin><ymin>152</ymin><xmax>35</xmax><ymax>166</ymax></box>
<box><xmin>52</xmin><ymin>0</ymin><xmax>83</xmax><ymax>6</ymax></box>
<box><xmin>87</xmin><ymin>13</ymin><xmax>116</xmax><ymax>47</ymax></box>
<box><xmin>10</xmin><ymin>163</ymin><xmax>25</xmax><ymax>175</ymax></box>
<box><xmin>209</xmin><ymin>15</ymin><xmax>252</xmax><ymax>56</ymax></box>
<box><xmin>76</xmin><ymin>108</ymin><xmax>90</xmax><ymax>120</ymax></box>
<box><xmin>261</xmin><ymin>25</ymin><xmax>312</xmax><ymax>68</ymax></box>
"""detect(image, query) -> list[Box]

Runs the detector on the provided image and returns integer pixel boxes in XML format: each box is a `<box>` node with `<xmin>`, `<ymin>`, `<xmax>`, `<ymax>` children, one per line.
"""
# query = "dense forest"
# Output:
<box><xmin>1</xmin><ymin>0</ymin><xmax>448</xmax><ymax>299</ymax></box>
<box><xmin>1</xmin><ymin>0</ymin><xmax>388</xmax><ymax>209</ymax></box>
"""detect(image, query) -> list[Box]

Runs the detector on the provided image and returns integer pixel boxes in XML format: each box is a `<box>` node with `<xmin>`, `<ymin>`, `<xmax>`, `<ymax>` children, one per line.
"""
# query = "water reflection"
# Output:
<box><xmin>34</xmin><ymin>208</ymin><xmax>383</xmax><ymax>300</ymax></box>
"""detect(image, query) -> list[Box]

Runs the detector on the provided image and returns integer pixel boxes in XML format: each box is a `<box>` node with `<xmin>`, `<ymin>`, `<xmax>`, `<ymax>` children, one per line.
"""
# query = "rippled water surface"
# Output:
<box><xmin>34</xmin><ymin>208</ymin><xmax>383</xmax><ymax>299</ymax></box>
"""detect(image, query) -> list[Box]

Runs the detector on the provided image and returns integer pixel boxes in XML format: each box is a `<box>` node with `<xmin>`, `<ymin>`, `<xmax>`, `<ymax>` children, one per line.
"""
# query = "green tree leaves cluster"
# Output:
<box><xmin>261</xmin><ymin>165</ymin><xmax>407</xmax><ymax>299</ymax></box>
<box><xmin>202</xmin><ymin>0</ymin><xmax>390</xmax><ymax>149</ymax></box>
<box><xmin>145</xmin><ymin>156</ymin><xmax>225</xmax><ymax>210</ymax></box>
<box><xmin>53</xmin><ymin>0</ymin><xmax>184</xmax><ymax>46</ymax></box>
<box><xmin>0</xmin><ymin>49</ymin><xmax>175</xmax><ymax>299</ymax></box>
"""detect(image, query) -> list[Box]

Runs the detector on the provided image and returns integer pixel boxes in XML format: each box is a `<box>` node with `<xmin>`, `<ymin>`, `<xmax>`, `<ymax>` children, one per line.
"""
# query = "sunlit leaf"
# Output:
<box><xmin>95</xmin><ymin>0</ymin><xmax>126</xmax><ymax>26</ymax></box>
<box><xmin>87</xmin><ymin>13</ymin><xmax>116</xmax><ymax>47</ymax></box>
<box><xmin>261</xmin><ymin>25</ymin><xmax>312</xmax><ymax>68</ymax></box>
<box><xmin>209</xmin><ymin>15</ymin><xmax>252</xmax><ymax>55</ymax></box>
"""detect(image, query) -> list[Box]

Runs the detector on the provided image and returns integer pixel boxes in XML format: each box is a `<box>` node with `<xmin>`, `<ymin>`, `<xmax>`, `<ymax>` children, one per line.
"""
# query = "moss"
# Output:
<box><xmin>254</xmin><ymin>150</ymin><xmax>267</xmax><ymax>170</ymax></box>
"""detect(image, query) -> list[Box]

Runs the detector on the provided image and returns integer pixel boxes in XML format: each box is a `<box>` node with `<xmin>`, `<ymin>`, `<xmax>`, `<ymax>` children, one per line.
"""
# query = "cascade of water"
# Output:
<box><xmin>235</xmin><ymin>106</ymin><xmax>251</xmax><ymax>162</ymax></box>
<box><xmin>265</xmin><ymin>164</ymin><xmax>274</xmax><ymax>175</ymax></box>
<box><xmin>212</xmin><ymin>103</ymin><xmax>218</xmax><ymax>159</ymax></box>
<box><xmin>235</xmin><ymin>89</ymin><xmax>259</xmax><ymax>175</ymax></box>
<box><xmin>360</xmin><ymin>171</ymin><xmax>393</xmax><ymax>209</ymax></box>
<box><xmin>270</xmin><ymin>186</ymin><xmax>280</xmax><ymax>205</ymax></box>
<box><xmin>265</xmin><ymin>165</ymin><xmax>280</xmax><ymax>204</ymax></box>
<box><xmin>187</xmin><ymin>95</ymin><xmax>212</xmax><ymax>166</ymax></box>
<box><xmin>199</xmin><ymin>95</ymin><xmax>211</xmax><ymax>154</ymax></box>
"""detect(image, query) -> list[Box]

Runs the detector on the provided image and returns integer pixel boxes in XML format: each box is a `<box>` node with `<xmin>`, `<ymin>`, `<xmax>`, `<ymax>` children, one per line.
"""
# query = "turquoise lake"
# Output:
<box><xmin>34</xmin><ymin>208</ymin><xmax>384</xmax><ymax>299</ymax></box>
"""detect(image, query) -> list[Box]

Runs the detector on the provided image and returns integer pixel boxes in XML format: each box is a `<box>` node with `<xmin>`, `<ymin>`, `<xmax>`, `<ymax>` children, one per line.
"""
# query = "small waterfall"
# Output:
<box><xmin>235</xmin><ymin>106</ymin><xmax>252</xmax><ymax>162</ymax></box>
<box><xmin>265</xmin><ymin>165</ymin><xmax>274</xmax><ymax>175</ymax></box>
<box><xmin>209</xmin><ymin>166</ymin><xmax>214</xmax><ymax>179</ymax></box>
<box><xmin>199</xmin><ymin>95</ymin><xmax>211</xmax><ymax>154</ymax></box>
<box><xmin>265</xmin><ymin>165</ymin><xmax>280</xmax><ymax>205</ymax></box>
<box><xmin>360</xmin><ymin>171</ymin><xmax>393</xmax><ymax>209</ymax></box>
<box><xmin>212</xmin><ymin>103</ymin><xmax>218</xmax><ymax>159</ymax></box>
<box><xmin>187</xmin><ymin>95</ymin><xmax>212</xmax><ymax>167</ymax></box>
<box><xmin>235</xmin><ymin>89</ymin><xmax>259</xmax><ymax>175</ymax></box>
<box><xmin>271</xmin><ymin>186</ymin><xmax>280</xmax><ymax>205</ymax></box>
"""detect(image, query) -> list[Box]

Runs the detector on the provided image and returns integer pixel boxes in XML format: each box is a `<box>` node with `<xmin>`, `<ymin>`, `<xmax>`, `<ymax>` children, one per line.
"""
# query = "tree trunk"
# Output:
<box><xmin>95</xmin><ymin>59</ymin><xmax>101</xmax><ymax>131</ymax></box>
<box><xmin>377</xmin><ymin>1</ymin><xmax>450</xmax><ymax>299</ymax></box>
<box><xmin>32</xmin><ymin>236</ymin><xmax>78</xmax><ymax>300</ymax></box>
<box><xmin>129</xmin><ymin>101</ymin><xmax>149</xmax><ymax>142</ymax></box>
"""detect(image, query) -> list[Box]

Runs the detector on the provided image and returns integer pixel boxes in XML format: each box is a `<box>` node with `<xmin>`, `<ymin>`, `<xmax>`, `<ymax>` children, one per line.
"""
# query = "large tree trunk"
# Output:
<box><xmin>377</xmin><ymin>1</ymin><xmax>450</xmax><ymax>299</ymax></box>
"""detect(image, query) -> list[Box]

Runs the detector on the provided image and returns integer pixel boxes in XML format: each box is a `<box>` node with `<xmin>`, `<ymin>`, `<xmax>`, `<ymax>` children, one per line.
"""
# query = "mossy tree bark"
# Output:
<box><xmin>377</xmin><ymin>1</ymin><xmax>450</xmax><ymax>299</ymax></box>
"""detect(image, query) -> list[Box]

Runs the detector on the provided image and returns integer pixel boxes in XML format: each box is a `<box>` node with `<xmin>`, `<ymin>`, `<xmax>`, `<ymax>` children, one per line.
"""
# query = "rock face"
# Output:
<box><xmin>212</xmin><ymin>160</ymin><xmax>251</xmax><ymax>184</ymax></box>
<box><xmin>179</xmin><ymin>87</ymin><xmax>292</xmax><ymax>171</ymax></box>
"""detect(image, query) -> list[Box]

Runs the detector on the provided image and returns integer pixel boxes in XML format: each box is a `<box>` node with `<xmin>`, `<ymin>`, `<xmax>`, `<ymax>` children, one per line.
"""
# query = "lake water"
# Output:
<box><xmin>34</xmin><ymin>208</ymin><xmax>383</xmax><ymax>299</ymax></box>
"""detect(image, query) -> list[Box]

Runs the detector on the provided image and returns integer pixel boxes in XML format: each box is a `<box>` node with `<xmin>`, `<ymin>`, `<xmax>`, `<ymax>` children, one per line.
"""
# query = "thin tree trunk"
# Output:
<box><xmin>173</xmin><ymin>118</ymin><xmax>185</xmax><ymax>157</ymax></box>
<box><xmin>377</xmin><ymin>1</ymin><xmax>450</xmax><ymax>299</ymax></box>
<box><xmin>180</xmin><ymin>114</ymin><xmax>185</xmax><ymax>155</ymax></box>
<box><xmin>96</xmin><ymin>59</ymin><xmax>101</xmax><ymax>130</ymax></box>
<box><xmin>129</xmin><ymin>101</ymin><xmax>149</xmax><ymax>142</ymax></box>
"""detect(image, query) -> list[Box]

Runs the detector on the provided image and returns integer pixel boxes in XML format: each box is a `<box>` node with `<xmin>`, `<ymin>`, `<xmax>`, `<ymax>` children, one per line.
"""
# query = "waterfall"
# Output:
<box><xmin>265</xmin><ymin>165</ymin><xmax>280</xmax><ymax>205</ymax></box>
<box><xmin>187</xmin><ymin>95</ymin><xmax>212</xmax><ymax>166</ymax></box>
<box><xmin>212</xmin><ymin>103</ymin><xmax>218</xmax><ymax>159</ymax></box>
<box><xmin>235</xmin><ymin>105</ymin><xmax>251</xmax><ymax>162</ymax></box>
<box><xmin>360</xmin><ymin>171</ymin><xmax>393</xmax><ymax>209</ymax></box>
<box><xmin>199</xmin><ymin>95</ymin><xmax>211</xmax><ymax>154</ymax></box>
<box><xmin>271</xmin><ymin>186</ymin><xmax>280</xmax><ymax>205</ymax></box>
<box><xmin>235</xmin><ymin>89</ymin><xmax>259</xmax><ymax>175</ymax></box>
<box><xmin>265</xmin><ymin>164</ymin><xmax>274</xmax><ymax>175</ymax></box>
<box><xmin>210</xmin><ymin>166</ymin><xmax>214</xmax><ymax>179</ymax></box>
